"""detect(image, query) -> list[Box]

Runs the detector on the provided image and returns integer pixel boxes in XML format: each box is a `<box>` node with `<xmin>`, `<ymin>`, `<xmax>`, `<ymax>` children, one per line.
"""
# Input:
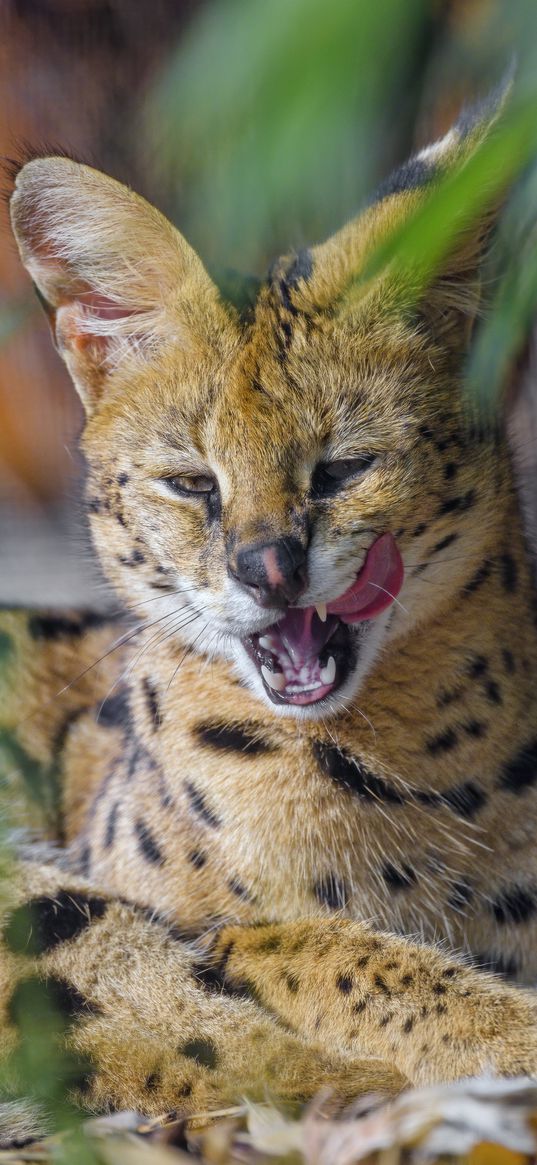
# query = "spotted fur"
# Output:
<box><xmin>2</xmin><ymin>83</ymin><xmax>537</xmax><ymax>1143</ymax></box>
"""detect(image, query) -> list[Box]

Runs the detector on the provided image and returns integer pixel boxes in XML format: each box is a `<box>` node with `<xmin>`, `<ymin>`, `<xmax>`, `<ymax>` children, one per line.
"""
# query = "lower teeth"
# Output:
<box><xmin>260</xmin><ymin>664</ymin><xmax>286</xmax><ymax>692</ymax></box>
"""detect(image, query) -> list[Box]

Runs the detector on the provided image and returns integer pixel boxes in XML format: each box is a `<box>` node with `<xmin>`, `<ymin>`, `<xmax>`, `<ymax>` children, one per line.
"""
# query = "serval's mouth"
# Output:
<box><xmin>243</xmin><ymin>532</ymin><xmax>404</xmax><ymax>707</ymax></box>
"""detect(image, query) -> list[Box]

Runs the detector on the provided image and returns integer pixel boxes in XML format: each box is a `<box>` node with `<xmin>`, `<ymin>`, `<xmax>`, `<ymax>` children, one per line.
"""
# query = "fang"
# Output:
<box><xmin>320</xmin><ymin>655</ymin><xmax>336</xmax><ymax>685</ymax></box>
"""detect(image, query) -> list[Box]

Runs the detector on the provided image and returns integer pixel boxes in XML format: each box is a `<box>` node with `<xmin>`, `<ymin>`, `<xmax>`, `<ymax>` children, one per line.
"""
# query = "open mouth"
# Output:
<box><xmin>243</xmin><ymin>532</ymin><xmax>404</xmax><ymax>707</ymax></box>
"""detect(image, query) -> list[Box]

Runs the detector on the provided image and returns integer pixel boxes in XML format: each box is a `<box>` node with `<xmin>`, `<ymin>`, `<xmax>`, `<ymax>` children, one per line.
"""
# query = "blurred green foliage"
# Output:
<box><xmin>149</xmin><ymin>0</ymin><xmax>537</xmax><ymax>409</ymax></box>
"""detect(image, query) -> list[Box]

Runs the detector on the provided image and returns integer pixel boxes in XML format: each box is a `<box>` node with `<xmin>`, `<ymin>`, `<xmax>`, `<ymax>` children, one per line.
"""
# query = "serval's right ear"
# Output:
<box><xmin>10</xmin><ymin>157</ymin><xmax>226</xmax><ymax>412</ymax></box>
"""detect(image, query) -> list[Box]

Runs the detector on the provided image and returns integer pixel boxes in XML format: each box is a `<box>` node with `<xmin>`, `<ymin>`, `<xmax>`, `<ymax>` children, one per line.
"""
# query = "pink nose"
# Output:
<box><xmin>230</xmin><ymin>537</ymin><xmax>308</xmax><ymax>608</ymax></box>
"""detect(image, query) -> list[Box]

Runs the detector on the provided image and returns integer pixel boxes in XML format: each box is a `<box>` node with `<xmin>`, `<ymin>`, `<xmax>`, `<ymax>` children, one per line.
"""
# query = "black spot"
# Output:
<box><xmin>119</xmin><ymin>549</ymin><xmax>145</xmax><ymax>567</ymax></box>
<box><xmin>185</xmin><ymin>781</ymin><xmax>221</xmax><ymax>828</ymax></box>
<box><xmin>336</xmin><ymin>974</ymin><xmax>354</xmax><ymax>994</ymax></box>
<box><xmin>472</xmin><ymin>951</ymin><xmax>519</xmax><ymax>980</ymax></box>
<box><xmin>492</xmin><ymin>885</ymin><xmax>537</xmax><ymax>925</ymax></box>
<box><xmin>228</xmin><ymin>876</ymin><xmax>250</xmax><ymax>900</ymax></box>
<box><xmin>437</xmin><ymin>489</ymin><xmax>476</xmax><ymax>518</ymax></box>
<box><xmin>256</xmin><ymin>934</ymin><xmax>282</xmax><ymax>954</ymax></box>
<box><xmin>467</xmin><ymin>654</ymin><xmax>488</xmax><ymax>678</ymax></box>
<box><xmin>442</xmin><ymin>966</ymin><xmax>458</xmax><ymax>978</ymax></box>
<box><xmin>4</xmin><ymin>892</ymin><xmax>107</xmax><ymax>955</ymax></box>
<box><xmin>412</xmin><ymin>523</ymin><xmax>428</xmax><ymax>538</ymax></box>
<box><xmin>462</xmin><ymin>560</ymin><xmax>492</xmax><ymax>596</ymax></box>
<box><xmin>373</xmin><ymin>974</ymin><xmax>390</xmax><ymax>995</ymax></box>
<box><xmin>195</xmin><ymin>721</ymin><xmax>273</xmax><ymax>756</ymax></box>
<box><xmin>426</xmin><ymin>728</ymin><xmax>458</xmax><ymax>755</ymax></box>
<box><xmin>313</xmin><ymin>742</ymin><xmax>405</xmax><ymax>804</ymax></box>
<box><xmin>188</xmin><ymin>849</ymin><xmax>207</xmax><ymax>870</ymax></box>
<box><xmin>432</xmin><ymin>982</ymin><xmax>446</xmax><ymax>995</ymax></box>
<box><xmin>379</xmin><ymin>1013</ymin><xmax>392</xmax><ymax>1027</ymax></box>
<box><xmin>436</xmin><ymin>686</ymin><xmax>463</xmax><ymax>708</ymax></box>
<box><xmin>145</xmin><ymin>1069</ymin><xmax>161</xmax><ymax>1091</ymax></box>
<box><xmin>382</xmin><ymin>862</ymin><xmax>416</xmax><ymax>891</ymax></box>
<box><xmin>499</xmin><ymin>739</ymin><xmax>537</xmax><ymax>794</ymax></box>
<box><xmin>353</xmin><ymin>999</ymin><xmax>367</xmax><ymax>1013</ymax></box>
<box><xmin>276</xmin><ymin>249</ymin><xmax>313</xmax><ymax>312</ymax></box>
<box><xmin>135</xmin><ymin>820</ymin><xmax>164</xmax><ymax>866</ymax></box>
<box><xmin>143</xmin><ymin>677</ymin><xmax>161</xmax><ymax>731</ymax></box>
<box><xmin>402</xmin><ymin>1016</ymin><xmax>414</xmax><ymax>1033</ymax></box>
<box><xmin>87</xmin><ymin>497</ymin><xmax>102</xmax><ymax>514</ymax></box>
<box><xmin>116</xmin><ymin>511</ymin><xmax>127</xmax><ymax>527</ymax></box>
<box><xmin>117</xmin><ymin>472</ymin><xmax>130</xmax><ymax>486</ymax></box>
<box><xmin>399</xmin><ymin>973</ymin><xmax>414</xmax><ymax>987</ymax></box>
<box><xmin>313</xmin><ymin>873</ymin><xmax>349</xmax><ymax>911</ymax></box>
<box><xmin>181</xmin><ymin>1039</ymin><xmax>218</xmax><ymax>1070</ymax></box>
<box><xmin>29</xmin><ymin>975</ymin><xmax>101</xmax><ymax>1023</ymax></box>
<box><xmin>448</xmin><ymin>879</ymin><xmax>473</xmax><ymax>910</ymax></box>
<box><xmin>444</xmin><ymin>463</ymin><xmax>458</xmax><ymax>481</ymax></box>
<box><xmin>28</xmin><ymin>611</ymin><xmax>109</xmax><ymax>641</ymax></box>
<box><xmin>206</xmin><ymin>485</ymin><xmax>222</xmax><ymax>525</ymax></box>
<box><xmin>463</xmin><ymin>720</ymin><xmax>486</xmax><ymax>738</ymax></box>
<box><xmin>485</xmin><ymin>679</ymin><xmax>502</xmax><ymax>705</ymax></box>
<box><xmin>433</xmin><ymin>533</ymin><xmax>459</xmax><ymax>553</ymax></box>
<box><xmin>285</xmin><ymin>973</ymin><xmax>300</xmax><ymax>993</ymax></box>
<box><xmin>442</xmin><ymin>781</ymin><xmax>486</xmax><ymax>819</ymax></box>
<box><xmin>435</xmin><ymin>1002</ymin><xmax>447</xmax><ymax>1015</ymax></box>
<box><xmin>500</xmin><ymin>553</ymin><xmax>518</xmax><ymax>593</ymax></box>
<box><xmin>502</xmin><ymin>648</ymin><xmax>516</xmax><ymax>674</ymax></box>
<box><xmin>97</xmin><ymin>687</ymin><xmax>131</xmax><ymax>729</ymax></box>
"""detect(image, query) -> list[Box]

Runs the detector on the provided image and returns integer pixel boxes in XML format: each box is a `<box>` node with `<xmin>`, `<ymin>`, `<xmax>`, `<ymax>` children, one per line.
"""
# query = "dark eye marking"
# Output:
<box><xmin>311</xmin><ymin>456</ymin><xmax>377</xmax><ymax>499</ymax></box>
<box><xmin>162</xmin><ymin>473</ymin><xmax>216</xmax><ymax>497</ymax></box>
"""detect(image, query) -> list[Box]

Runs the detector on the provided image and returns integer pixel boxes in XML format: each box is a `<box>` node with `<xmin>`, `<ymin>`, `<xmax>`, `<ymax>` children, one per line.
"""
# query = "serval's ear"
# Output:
<box><xmin>274</xmin><ymin>73</ymin><xmax>513</xmax><ymax>352</ymax></box>
<box><xmin>10</xmin><ymin>157</ymin><xmax>226</xmax><ymax>412</ymax></box>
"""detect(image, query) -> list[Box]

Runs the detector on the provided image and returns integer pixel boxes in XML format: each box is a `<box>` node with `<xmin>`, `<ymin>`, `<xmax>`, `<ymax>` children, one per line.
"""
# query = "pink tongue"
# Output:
<box><xmin>276</xmin><ymin>533</ymin><xmax>404</xmax><ymax>665</ymax></box>
<box><xmin>327</xmin><ymin>532</ymin><xmax>404</xmax><ymax>621</ymax></box>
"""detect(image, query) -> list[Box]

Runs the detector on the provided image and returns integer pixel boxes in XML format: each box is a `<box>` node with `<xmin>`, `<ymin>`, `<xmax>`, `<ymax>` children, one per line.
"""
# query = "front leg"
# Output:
<box><xmin>0</xmin><ymin>862</ymin><xmax>406</xmax><ymax>1146</ymax></box>
<box><xmin>209</xmin><ymin>919</ymin><xmax>537</xmax><ymax>1084</ymax></box>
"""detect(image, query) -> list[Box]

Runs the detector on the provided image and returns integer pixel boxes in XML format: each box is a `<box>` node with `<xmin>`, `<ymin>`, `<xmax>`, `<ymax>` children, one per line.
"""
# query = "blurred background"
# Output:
<box><xmin>1</xmin><ymin>0</ymin><xmax>537</xmax><ymax>606</ymax></box>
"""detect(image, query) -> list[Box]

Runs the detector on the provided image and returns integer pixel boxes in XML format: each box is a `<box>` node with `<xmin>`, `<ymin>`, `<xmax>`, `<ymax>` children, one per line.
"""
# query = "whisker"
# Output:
<box><xmin>95</xmin><ymin>607</ymin><xmax>199</xmax><ymax>718</ymax></box>
<box><xmin>165</xmin><ymin>618</ymin><xmax>209</xmax><ymax>694</ymax></box>
<box><xmin>367</xmin><ymin>582</ymin><xmax>408</xmax><ymax>614</ymax></box>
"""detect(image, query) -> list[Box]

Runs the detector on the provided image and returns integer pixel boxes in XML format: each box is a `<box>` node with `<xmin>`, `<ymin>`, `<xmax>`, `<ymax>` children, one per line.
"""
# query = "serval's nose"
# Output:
<box><xmin>229</xmin><ymin>537</ymin><xmax>308</xmax><ymax>608</ymax></box>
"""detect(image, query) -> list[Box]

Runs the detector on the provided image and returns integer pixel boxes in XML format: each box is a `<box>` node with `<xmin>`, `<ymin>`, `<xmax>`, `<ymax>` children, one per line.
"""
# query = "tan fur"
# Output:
<box><xmin>2</xmin><ymin>91</ymin><xmax>537</xmax><ymax>1142</ymax></box>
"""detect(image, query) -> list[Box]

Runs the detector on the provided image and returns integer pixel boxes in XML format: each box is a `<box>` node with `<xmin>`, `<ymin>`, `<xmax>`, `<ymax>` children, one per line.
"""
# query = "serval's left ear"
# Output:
<box><xmin>275</xmin><ymin>72</ymin><xmax>513</xmax><ymax>352</ymax></box>
<box><xmin>10</xmin><ymin>157</ymin><xmax>229</xmax><ymax>412</ymax></box>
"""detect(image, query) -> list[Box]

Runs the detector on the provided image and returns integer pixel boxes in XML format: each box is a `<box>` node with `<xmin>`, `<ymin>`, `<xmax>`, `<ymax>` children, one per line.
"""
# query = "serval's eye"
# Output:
<box><xmin>311</xmin><ymin>455</ymin><xmax>378</xmax><ymax>498</ymax></box>
<box><xmin>163</xmin><ymin>474</ymin><xmax>216</xmax><ymax>496</ymax></box>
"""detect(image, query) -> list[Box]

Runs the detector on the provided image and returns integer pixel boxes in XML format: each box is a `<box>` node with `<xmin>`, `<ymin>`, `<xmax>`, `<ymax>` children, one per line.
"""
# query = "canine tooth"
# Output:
<box><xmin>316</xmin><ymin>602</ymin><xmax>328</xmax><ymax>623</ymax></box>
<box><xmin>261</xmin><ymin>665</ymin><xmax>286</xmax><ymax>692</ymax></box>
<box><xmin>259</xmin><ymin>636</ymin><xmax>272</xmax><ymax>650</ymax></box>
<box><xmin>320</xmin><ymin>655</ymin><xmax>336</xmax><ymax>685</ymax></box>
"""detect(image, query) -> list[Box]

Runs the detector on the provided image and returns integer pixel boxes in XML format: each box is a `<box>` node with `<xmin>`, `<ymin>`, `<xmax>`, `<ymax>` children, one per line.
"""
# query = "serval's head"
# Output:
<box><xmin>10</xmin><ymin>86</ymin><xmax>513</xmax><ymax>718</ymax></box>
